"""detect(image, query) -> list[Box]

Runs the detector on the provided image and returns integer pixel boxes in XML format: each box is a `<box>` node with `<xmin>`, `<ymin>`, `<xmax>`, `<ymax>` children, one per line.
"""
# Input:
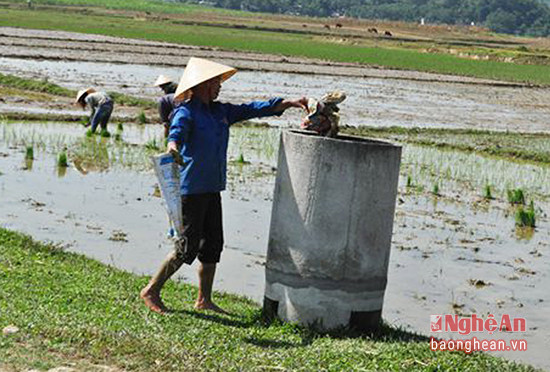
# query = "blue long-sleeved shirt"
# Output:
<box><xmin>168</xmin><ymin>97</ymin><xmax>284</xmax><ymax>195</ymax></box>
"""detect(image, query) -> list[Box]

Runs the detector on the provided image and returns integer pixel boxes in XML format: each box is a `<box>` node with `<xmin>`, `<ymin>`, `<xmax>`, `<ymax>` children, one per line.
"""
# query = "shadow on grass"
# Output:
<box><xmin>172</xmin><ymin>307</ymin><xmax>430</xmax><ymax>350</ymax></box>
<box><xmin>286</xmin><ymin>319</ymin><xmax>432</xmax><ymax>348</ymax></box>
<box><xmin>171</xmin><ymin>309</ymin><xmax>256</xmax><ymax>328</ymax></box>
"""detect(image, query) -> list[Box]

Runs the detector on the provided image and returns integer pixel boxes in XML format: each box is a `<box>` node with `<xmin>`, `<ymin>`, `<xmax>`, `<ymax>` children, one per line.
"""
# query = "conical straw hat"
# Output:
<box><xmin>154</xmin><ymin>75</ymin><xmax>173</xmax><ymax>87</ymax></box>
<box><xmin>75</xmin><ymin>87</ymin><xmax>96</xmax><ymax>104</ymax></box>
<box><xmin>174</xmin><ymin>57</ymin><xmax>237</xmax><ymax>101</ymax></box>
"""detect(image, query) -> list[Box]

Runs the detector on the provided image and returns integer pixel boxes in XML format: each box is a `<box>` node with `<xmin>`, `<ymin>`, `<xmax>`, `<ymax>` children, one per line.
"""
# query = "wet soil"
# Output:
<box><xmin>0</xmin><ymin>122</ymin><xmax>548</xmax><ymax>370</ymax></box>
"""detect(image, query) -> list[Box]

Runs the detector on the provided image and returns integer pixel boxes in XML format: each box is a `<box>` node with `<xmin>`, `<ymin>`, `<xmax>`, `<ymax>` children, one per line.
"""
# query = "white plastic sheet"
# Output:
<box><xmin>151</xmin><ymin>153</ymin><xmax>183</xmax><ymax>237</ymax></box>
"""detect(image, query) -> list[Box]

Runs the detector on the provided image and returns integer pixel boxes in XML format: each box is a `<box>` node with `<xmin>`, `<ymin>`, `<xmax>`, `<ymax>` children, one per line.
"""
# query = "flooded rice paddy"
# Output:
<box><xmin>2</xmin><ymin>56</ymin><xmax>550</xmax><ymax>133</ymax></box>
<box><xmin>0</xmin><ymin>121</ymin><xmax>548</xmax><ymax>369</ymax></box>
<box><xmin>2</xmin><ymin>26</ymin><xmax>550</xmax><ymax>369</ymax></box>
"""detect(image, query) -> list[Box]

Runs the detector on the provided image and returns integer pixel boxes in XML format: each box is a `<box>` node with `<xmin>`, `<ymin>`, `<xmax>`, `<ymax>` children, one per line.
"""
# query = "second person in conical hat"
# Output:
<box><xmin>141</xmin><ymin>57</ymin><xmax>307</xmax><ymax>314</ymax></box>
<box><xmin>75</xmin><ymin>88</ymin><xmax>114</xmax><ymax>135</ymax></box>
<box><xmin>154</xmin><ymin>74</ymin><xmax>177</xmax><ymax>95</ymax></box>
<box><xmin>154</xmin><ymin>74</ymin><xmax>180</xmax><ymax>138</ymax></box>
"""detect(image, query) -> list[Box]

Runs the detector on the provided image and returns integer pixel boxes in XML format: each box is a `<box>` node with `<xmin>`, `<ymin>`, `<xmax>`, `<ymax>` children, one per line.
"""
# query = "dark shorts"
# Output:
<box><xmin>175</xmin><ymin>192</ymin><xmax>224</xmax><ymax>265</ymax></box>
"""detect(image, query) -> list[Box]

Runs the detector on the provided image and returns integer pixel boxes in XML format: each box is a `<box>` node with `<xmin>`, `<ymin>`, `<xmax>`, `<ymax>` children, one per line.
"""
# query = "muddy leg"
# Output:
<box><xmin>194</xmin><ymin>263</ymin><xmax>227</xmax><ymax>314</ymax></box>
<box><xmin>140</xmin><ymin>250</ymin><xmax>185</xmax><ymax>314</ymax></box>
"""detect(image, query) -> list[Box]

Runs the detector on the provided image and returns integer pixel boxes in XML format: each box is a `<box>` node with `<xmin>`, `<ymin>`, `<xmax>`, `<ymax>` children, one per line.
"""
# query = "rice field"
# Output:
<box><xmin>3</xmin><ymin>6</ymin><xmax>550</xmax><ymax>85</ymax></box>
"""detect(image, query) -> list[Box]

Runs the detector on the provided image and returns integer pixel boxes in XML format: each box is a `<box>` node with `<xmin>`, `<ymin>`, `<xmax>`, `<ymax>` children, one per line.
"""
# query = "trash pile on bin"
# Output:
<box><xmin>301</xmin><ymin>91</ymin><xmax>346</xmax><ymax>138</ymax></box>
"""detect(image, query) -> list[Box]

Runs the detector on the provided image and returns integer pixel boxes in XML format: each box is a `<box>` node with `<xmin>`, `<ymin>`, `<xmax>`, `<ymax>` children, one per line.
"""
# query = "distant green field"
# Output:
<box><xmin>2</xmin><ymin>6</ymin><xmax>550</xmax><ymax>85</ymax></box>
<box><xmin>8</xmin><ymin>0</ymin><xmax>251</xmax><ymax>16</ymax></box>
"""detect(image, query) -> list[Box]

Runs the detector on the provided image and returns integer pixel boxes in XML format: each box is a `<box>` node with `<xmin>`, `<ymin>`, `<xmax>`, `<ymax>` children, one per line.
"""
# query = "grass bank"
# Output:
<box><xmin>0</xmin><ymin>73</ymin><xmax>156</xmax><ymax>109</ymax></box>
<box><xmin>342</xmin><ymin>126</ymin><xmax>550</xmax><ymax>165</ymax></box>
<box><xmin>2</xmin><ymin>6</ymin><xmax>550</xmax><ymax>85</ymax></box>
<box><xmin>0</xmin><ymin>228</ymin><xmax>536</xmax><ymax>371</ymax></box>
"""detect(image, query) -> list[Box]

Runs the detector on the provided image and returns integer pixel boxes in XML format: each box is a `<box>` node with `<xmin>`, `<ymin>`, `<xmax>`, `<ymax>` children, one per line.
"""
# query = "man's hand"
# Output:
<box><xmin>167</xmin><ymin>141</ymin><xmax>178</xmax><ymax>154</ymax></box>
<box><xmin>274</xmin><ymin>97</ymin><xmax>308</xmax><ymax>113</ymax></box>
<box><xmin>167</xmin><ymin>141</ymin><xmax>183</xmax><ymax>166</ymax></box>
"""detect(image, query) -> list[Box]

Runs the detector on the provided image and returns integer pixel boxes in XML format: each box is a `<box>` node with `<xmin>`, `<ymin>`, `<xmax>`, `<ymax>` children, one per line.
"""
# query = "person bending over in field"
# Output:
<box><xmin>75</xmin><ymin>88</ymin><xmax>114</xmax><ymax>134</ymax></box>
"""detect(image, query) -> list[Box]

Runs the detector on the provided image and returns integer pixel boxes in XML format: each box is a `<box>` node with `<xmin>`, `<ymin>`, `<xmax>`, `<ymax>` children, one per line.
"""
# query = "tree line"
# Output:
<box><xmin>187</xmin><ymin>0</ymin><xmax>550</xmax><ymax>36</ymax></box>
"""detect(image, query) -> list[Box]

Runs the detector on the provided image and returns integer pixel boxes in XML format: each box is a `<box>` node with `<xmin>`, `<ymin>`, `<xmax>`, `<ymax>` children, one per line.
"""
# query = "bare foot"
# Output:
<box><xmin>194</xmin><ymin>300</ymin><xmax>228</xmax><ymax>314</ymax></box>
<box><xmin>140</xmin><ymin>289</ymin><xmax>168</xmax><ymax>314</ymax></box>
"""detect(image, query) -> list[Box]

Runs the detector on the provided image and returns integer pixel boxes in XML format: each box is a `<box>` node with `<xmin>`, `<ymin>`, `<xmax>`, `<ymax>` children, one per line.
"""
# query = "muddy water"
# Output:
<box><xmin>2</xmin><ymin>55</ymin><xmax>550</xmax><ymax>133</ymax></box>
<box><xmin>0</xmin><ymin>122</ymin><xmax>548</xmax><ymax>369</ymax></box>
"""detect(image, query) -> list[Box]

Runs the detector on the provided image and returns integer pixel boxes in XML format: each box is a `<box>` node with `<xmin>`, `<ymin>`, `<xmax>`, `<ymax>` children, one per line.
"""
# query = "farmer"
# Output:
<box><xmin>154</xmin><ymin>75</ymin><xmax>180</xmax><ymax>138</ymax></box>
<box><xmin>140</xmin><ymin>57</ymin><xmax>307</xmax><ymax>314</ymax></box>
<box><xmin>75</xmin><ymin>88</ymin><xmax>114</xmax><ymax>134</ymax></box>
<box><xmin>154</xmin><ymin>74</ymin><xmax>178</xmax><ymax>95</ymax></box>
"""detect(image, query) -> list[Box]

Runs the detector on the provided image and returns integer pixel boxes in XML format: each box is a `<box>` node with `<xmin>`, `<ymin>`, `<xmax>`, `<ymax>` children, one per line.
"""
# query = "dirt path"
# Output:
<box><xmin>0</xmin><ymin>27</ymin><xmax>527</xmax><ymax>87</ymax></box>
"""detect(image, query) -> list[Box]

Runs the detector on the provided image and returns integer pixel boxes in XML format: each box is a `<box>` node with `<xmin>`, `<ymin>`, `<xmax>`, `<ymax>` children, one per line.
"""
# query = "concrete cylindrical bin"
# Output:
<box><xmin>263</xmin><ymin>130</ymin><xmax>402</xmax><ymax>331</ymax></box>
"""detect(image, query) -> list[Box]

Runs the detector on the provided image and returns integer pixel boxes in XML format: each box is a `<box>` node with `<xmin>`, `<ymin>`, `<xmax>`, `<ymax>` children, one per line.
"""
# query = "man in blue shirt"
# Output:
<box><xmin>141</xmin><ymin>57</ymin><xmax>307</xmax><ymax>314</ymax></box>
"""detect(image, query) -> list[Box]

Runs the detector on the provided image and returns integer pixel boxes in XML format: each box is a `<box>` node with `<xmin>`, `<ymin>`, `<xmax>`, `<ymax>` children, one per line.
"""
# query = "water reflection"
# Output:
<box><xmin>23</xmin><ymin>158</ymin><xmax>33</xmax><ymax>171</ymax></box>
<box><xmin>57</xmin><ymin>165</ymin><xmax>67</xmax><ymax>178</ymax></box>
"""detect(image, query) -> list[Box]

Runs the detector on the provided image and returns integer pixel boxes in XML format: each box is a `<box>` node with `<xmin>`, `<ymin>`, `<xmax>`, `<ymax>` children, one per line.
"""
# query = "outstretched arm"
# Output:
<box><xmin>272</xmin><ymin>97</ymin><xmax>308</xmax><ymax>114</ymax></box>
<box><xmin>224</xmin><ymin>97</ymin><xmax>308</xmax><ymax>125</ymax></box>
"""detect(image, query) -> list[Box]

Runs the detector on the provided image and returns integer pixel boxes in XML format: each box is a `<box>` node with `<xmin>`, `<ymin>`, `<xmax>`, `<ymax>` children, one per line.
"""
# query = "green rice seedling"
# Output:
<box><xmin>507</xmin><ymin>188</ymin><xmax>525</xmax><ymax>205</ymax></box>
<box><xmin>100</xmin><ymin>129</ymin><xmax>111</xmax><ymax>138</ymax></box>
<box><xmin>406</xmin><ymin>175</ymin><xmax>413</xmax><ymax>188</ymax></box>
<box><xmin>138</xmin><ymin>111</ymin><xmax>147</xmax><ymax>125</ymax></box>
<box><xmin>515</xmin><ymin>201</ymin><xmax>536</xmax><ymax>228</ymax></box>
<box><xmin>114</xmin><ymin>133</ymin><xmax>122</xmax><ymax>142</ymax></box>
<box><xmin>145</xmin><ymin>138</ymin><xmax>159</xmax><ymax>151</ymax></box>
<box><xmin>57</xmin><ymin>151</ymin><xmax>68</xmax><ymax>167</ymax></box>
<box><xmin>25</xmin><ymin>145</ymin><xmax>34</xmax><ymax>160</ymax></box>
<box><xmin>85</xmin><ymin>129</ymin><xmax>94</xmax><ymax>137</ymax></box>
<box><xmin>117</xmin><ymin>123</ymin><xmax>124</xmax><ymax>132</ymax></box>
<box><xmin>483</xmin><ymin>184</ymin><xmax>493</xmax><ymax>200</ymax></box>
<box><xmin>432</xmin><ymin>182</ymin><xmax>440</xmax><ymax>196</ymax></box>
<box><xmin>237</xmin><ymin>153</ymin><xmax>246</xmax><ymax>164</ymax></box>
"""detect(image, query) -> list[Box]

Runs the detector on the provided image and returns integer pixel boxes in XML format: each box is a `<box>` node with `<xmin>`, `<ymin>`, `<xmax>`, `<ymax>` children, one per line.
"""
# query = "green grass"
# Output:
<box><xmin>3</xmin><ymin>8</ymin><xmax>550</xmax><ymax>85</ymax></box>
<box><xmin>0</xmin><ymin>228</ymin><xmax>537</xmax><ymax>371</ymax></box>
<box><xmin>0</xmin><ymin>73</ymin><xmax>73</xmax><ymax>97</ymax></box>
<box><xmin>23</xmin><ymin>0</ymin><xmax>248</xmax><ymax>16</ymax></box>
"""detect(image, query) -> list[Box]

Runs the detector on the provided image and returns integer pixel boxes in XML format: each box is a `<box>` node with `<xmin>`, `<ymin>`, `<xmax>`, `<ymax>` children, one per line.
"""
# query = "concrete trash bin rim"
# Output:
<box><xmin>287</xmin><ymin>129</ymin><xmax>401</xmax><ymax>149</ymax></box>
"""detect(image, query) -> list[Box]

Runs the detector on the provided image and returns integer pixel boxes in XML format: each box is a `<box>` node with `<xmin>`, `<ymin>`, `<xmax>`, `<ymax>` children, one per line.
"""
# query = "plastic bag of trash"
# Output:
<box><xmin>151</xmin><ymin>153</ymin><xmax>183</xmax><ymax>237</ymax></box>
<box><xmin>301</xmin><ymin>91</ymin><xmax>346</xmax><ymax>137</ymax></box>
